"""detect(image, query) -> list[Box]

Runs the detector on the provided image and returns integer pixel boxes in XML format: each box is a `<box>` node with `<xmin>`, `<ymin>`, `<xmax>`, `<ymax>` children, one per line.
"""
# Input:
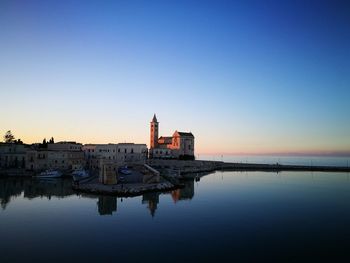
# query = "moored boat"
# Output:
<box><xmin>118</xmin><ymin>166</ymin><xmax>131</xmax><ymax>175</ymax></box>
<box><xmin>36</xmin><ymin>169</ymin><xmax>62</xmax><ymax>178</ymax></box>
<box><xmin>72</xmin><ymin>169</ymin><xmax>89</xmax><ymax>181</ymax></box>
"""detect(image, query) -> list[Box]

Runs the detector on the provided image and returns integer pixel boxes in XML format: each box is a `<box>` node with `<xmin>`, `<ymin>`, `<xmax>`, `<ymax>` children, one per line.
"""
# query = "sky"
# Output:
<box><xmin>0</xmin><ymin>0</ymin><xmax>349</xmax><ymax>155</ymax></box>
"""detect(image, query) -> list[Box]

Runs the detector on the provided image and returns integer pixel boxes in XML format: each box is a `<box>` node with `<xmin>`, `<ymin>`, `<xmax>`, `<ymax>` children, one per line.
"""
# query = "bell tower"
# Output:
<box><xmin>150</xmin><ymin>114</ymin><xmax>159</xmax><ymax>149</ymax></box>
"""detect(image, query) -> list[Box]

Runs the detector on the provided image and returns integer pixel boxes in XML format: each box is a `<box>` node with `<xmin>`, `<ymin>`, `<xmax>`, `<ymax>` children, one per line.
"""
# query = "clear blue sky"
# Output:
<box><xmin>1</xmin><ymin>0</ymin><xmax>349</xmax><ymax>155</ymax></box>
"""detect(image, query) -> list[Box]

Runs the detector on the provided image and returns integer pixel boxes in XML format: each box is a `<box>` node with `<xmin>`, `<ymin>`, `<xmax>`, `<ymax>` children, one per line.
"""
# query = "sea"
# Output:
<box><xmin>198</xmin><ymin>154</ymin><xmax>350</xmax><ymax>167</ymax></box>
<box><xmin>1</xmin><ymin>168</ymin><xmax>350</xmax><ymax>262</ymax></box>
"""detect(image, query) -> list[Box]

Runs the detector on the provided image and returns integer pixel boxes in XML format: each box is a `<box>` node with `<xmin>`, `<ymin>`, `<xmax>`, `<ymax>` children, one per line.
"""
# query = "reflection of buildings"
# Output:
<box><xmin>97</xmin><ymin>196</ymin><xmax>117</xmax><ymax>215</ymax></box>
<box><xmin>0</xmin><ymin>178</ymin><xmax>75</xmax><ymax>209</ymax></box>
<box><xmin>1</xmin><ymin>178</ymin><xmax>197</xmax><ymax>216</ymax></box>
<box><xmin>171</xmin><ymin>179</ymin><xmax>194</xmax><ymax>203</ymax></box>
<box><xmin>23</xmin><ymin>178</ymin><xmax>75</xmax><ymax>199</ymax></box>
<box><xmin>142</xmin><ymin>192</ymin><xmax>160</xmax><ymax>217</ymax></box>
<box><xmin>0</xmin><ymin>178</ymin><xmax>24</xmax><ymax>209</ymax></box>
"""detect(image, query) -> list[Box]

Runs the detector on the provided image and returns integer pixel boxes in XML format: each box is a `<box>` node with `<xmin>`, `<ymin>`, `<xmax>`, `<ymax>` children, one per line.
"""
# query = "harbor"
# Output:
<box><xmin>71</xmin><ymin>159</ymin><xmax>350</xmax><ymax>196</ymax></box>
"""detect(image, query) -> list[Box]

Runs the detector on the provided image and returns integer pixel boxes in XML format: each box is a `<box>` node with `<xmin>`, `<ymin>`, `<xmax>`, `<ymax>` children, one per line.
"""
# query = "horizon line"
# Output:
<box><xmin>197</xmin><ymin>151</ymin><xmax>350</xmax><ymax>157</ymax></box>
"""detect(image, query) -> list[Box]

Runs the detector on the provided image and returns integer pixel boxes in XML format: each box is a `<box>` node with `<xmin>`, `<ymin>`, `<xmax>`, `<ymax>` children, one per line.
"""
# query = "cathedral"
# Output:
<box><xmin>149</xmin><ymin>114</ymin><xmax>195</xmax><ymax>160</ymax></box>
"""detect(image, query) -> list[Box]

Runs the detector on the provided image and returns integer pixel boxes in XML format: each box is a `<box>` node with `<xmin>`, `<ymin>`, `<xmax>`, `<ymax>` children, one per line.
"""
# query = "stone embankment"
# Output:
<box><xmin>220</xmin><ymin>162</ymin><xmax>350</xmax><ymax>172</ymax></box>
<box><xmin>147</xmin><ymin>159</ymin><xmax>350</xmax><ymax>177</ymax></box>
<box><xmin>73</xmin><ymin>179</ymin><xmax>176</xmax><ymax>196</ymax></box>
<box><xmin>72</xmin><ymin>164</ymin><xmax>180</xmax><ymax>196</ymax></box>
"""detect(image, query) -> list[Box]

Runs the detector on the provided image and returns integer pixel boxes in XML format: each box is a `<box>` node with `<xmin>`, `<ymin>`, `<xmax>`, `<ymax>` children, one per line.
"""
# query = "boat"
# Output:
<box><xmin>118</xmin><ymin>166</ymin><xmax>131</xmax><ymax>175</ymax></box>
<box><xmin>72</xmin><ymin>169</ymin><xmax>89</xmax><ymax>181</ymax></box>
<box><xmin>36</xmin><ymin>169</ymin><xmax>62</xmax><ymax>178</ymax></box>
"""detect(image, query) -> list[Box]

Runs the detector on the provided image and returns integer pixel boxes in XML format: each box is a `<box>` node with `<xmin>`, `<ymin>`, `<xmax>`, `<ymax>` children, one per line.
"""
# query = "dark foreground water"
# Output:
<box><xmin>1</xmin><ymin>171</ymin><xmax>350</xmax><ymax>262</ymax></box>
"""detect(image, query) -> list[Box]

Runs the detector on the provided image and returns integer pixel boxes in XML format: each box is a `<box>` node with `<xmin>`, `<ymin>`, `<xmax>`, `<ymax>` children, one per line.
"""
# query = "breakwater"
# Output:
<box><xmin>147</xmin><ymin>159</ymin><xmax>350</xmax><ymax>176</ymax></box>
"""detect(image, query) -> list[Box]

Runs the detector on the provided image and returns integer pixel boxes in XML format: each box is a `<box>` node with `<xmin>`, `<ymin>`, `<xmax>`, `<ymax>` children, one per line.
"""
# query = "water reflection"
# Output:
<box><xmin>97</xmin><ymin>196</ymin><xmax>117</xmax><ymax>215</ymax></box>
<box><xmin>0</xmin><ymin>178</ymin><xmax>75</xmax><ymax>209</ymax></box>
<box><xmin>171</xmin><ymin>179</ymin><xmax>194</xmax><ymax>203</ymax></box>
<box><xmin>2</xmin><ymin>172</ymin><xmax>350</xmax><ymax>262</ymax></box>
<box><xmin>0</xmin><ymin>177</ymin><xmax>195</xmax><ymax>216</ymax></box>
<box><xmin>142</xmin><ymin>192</ymin><xmax>159</xmax><ymax>217</ymax></box>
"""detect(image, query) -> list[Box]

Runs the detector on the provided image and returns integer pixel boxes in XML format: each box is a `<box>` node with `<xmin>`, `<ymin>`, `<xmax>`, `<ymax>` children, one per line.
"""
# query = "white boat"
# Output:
<box><xmin>37</xmin><ymin>169</ymin><xmax>62</xmax><ymax>178</ymax></box>
<box><xmin>72</xmin><ymin>169</ymin><xmax>89</xmax><ymax>181</ymax></box>
<box><xmin>118</xmin><ymin>166</ymin><xmax>131</xmax><ymax>175</ymax></box>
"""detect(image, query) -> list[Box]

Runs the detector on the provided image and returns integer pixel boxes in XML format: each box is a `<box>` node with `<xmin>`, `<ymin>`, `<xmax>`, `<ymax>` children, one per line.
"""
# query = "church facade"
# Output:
<box><xmin>149</xmin><ymin>114</ymin><xmax>195</xmax><ymax>160</ymax></box>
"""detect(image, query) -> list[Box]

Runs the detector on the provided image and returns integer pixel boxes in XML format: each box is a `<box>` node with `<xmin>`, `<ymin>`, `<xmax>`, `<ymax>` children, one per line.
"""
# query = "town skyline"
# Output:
<box><xmin>2</xmin><ymin>119</ymin><xmax>350</xmax><ymax>157</ymax></box>
<box><xmin>1</xmin><ymin>0</ymin><xmax>349</xmax><ymax>156</ymax></box>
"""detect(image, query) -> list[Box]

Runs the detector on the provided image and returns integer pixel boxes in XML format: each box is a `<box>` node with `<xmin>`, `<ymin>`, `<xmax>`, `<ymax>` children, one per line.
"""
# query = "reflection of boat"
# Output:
<box><xmin>118</xmin><ymin>166</ymin><xmax>131</xmax><ymax>175</ymax></box>
<box><xmin>37</xmin><ymin>170</ymin><xmax>62</xmax><ymax>178</ymax></box>
<box><xmin>72</xmin><ymin>169</ymin><xmax>89</xmax><ymax>181</ymax></box>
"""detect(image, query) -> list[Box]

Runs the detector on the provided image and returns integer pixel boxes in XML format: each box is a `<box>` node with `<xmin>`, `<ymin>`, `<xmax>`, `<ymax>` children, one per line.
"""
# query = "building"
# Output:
<box><xmin>47</xmin><ymin>141</ymin><xmax>82</xmax><ymax>151</ymax></box>
<box><xmin>0</xmin><ymin>143</ymin><xmax>28</xmax><ymax>169</ymax></box>
<box><xmin>83</xmin><ymin>144</ymin><xmax>118</xmax><ymax>170</ymax></box>
<box><xmin>26</xmin><ymin>142</ymin><xmax>85</xmax><ymax>171</ymax></box>
<box><xmin>149</xmin><ymin>114</ymin><xmax>195</xmax><ymax>160</ymax></box>
<box><xmin>83</xmin><ymin>143</ymin><xmax>148</xmax><ymax>170</ymax></box>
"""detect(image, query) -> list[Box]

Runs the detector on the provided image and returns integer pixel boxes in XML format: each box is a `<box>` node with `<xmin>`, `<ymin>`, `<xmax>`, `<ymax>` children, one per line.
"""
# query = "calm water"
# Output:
<box><xmin>199</xmin><ymin>154</ymin><xmax>350</xmax><ymax>167</ymax></box>
<box><xmin>1</xmin><ymin>171</ymin><xmax>350</xmax><ymax>262</ymax></box>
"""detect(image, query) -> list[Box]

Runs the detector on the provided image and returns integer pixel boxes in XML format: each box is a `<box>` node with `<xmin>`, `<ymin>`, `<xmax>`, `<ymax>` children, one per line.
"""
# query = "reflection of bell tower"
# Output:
<box><xmin>150</xmin><ymin>114</ymin><xmax>159</xmax><ymax>149</ymax></box>
<box><xmin>142</xmin><ymin>192</ymin><xmax>159</xmax><ymax>217</ymax></box>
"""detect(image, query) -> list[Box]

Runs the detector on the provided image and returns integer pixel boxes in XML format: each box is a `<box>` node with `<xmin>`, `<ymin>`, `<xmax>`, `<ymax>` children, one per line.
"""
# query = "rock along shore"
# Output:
<box><xmin>72</xmin><ymin>178</ymin><xmax>179</xmax><ymax>197</ymax></box>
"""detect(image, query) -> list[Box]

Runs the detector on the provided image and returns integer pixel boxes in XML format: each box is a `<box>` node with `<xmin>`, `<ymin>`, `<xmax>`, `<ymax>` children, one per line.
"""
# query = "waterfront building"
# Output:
<box><xmin>83</xmin><ymin>143</ymin><xmax>148</xmax><ymax>170</ymax></box>
<box><xmin>47</xmin><ymin>141</ymin><xmax>82</xmax><ymax>151</ymax></box>
<box><xmin>83</xmin><ymin>144</ymin><xmax>118</xmax><ymax>170</ymax></box>
<box><xmin>149</xmin><ymin>114</ymin><xmax>195</xmax><ymax>160</ymax></box>
<box><xmin>26</xmin><ymin>142</ymin><xmax>85</xmax><ymax>171</ymax></box>
<box><xmin>0</xmin><ymin>143</ymin><xmax>28</xmax><ymax>169</ymax></box>
<box><xmin>117</xmin><ymin>143</ymin><xmax>148</xmax><ymax>163</ymax></box>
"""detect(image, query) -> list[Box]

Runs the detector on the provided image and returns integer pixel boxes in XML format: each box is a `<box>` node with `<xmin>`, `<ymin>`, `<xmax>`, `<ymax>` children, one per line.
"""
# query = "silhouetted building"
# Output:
<box><xmin>0</xmin><ymin>143</ymin><xmax>28</xmax><ymax>169</ymax></box>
